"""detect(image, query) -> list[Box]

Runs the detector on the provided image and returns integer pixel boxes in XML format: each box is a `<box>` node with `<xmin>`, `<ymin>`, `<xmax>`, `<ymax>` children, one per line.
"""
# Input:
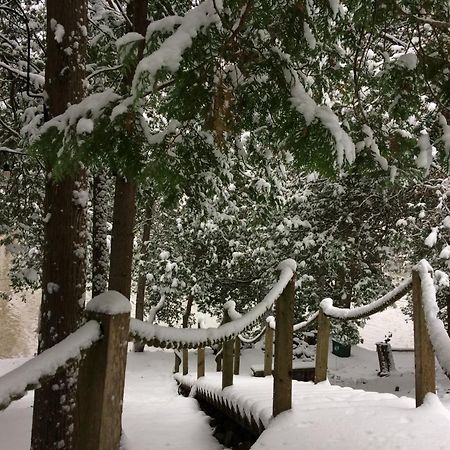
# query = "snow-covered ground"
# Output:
<box><xmin>1</xmin><ymin>344</ymin><xmax>450</xmax><ymax>449</ymax></box>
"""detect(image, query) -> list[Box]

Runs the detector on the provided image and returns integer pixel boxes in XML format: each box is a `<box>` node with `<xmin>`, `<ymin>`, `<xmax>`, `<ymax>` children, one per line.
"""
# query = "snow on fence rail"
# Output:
<box><xmin>416</xmin><ymin>260</ymin><xmax>450</xmax><ymax>378</ymax></box>
<box><xmin>129</xmin><ymin>259</ymin><xmax>297</xmax><ymax>349</ymax></box>
<box><xmin>319</xmin><ymin>278</ymin><xmax>413</xmax><ymax>320</ymax></box>
<box><xmin>0</xmin><ymin>320</ymin><xmax>101</xmax><ymax>411</ymax></box>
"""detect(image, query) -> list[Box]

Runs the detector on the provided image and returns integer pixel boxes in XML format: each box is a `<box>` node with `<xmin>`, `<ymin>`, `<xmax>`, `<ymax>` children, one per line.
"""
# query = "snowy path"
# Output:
<box><xmin>177</xmin><ymin>373</ymin><xmax>450</xmax><ymax>450</ymax></box>
<box><xmin>0</xmin><ymin>351</ymin><xmax>222</xmax><ymax>450</ymax></box>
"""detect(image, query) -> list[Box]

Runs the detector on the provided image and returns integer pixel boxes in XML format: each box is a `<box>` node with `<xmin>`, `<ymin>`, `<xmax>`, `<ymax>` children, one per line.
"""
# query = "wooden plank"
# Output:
<box><xmin>78</xmin><ymin>310</ymin><xmax>130</xmax><ymax>450</ymax></box>
<box><xmin>273</xmin><ymin>275</ymin><xmax>295</xmax><ymax>416</ymax></box>
<box><xmin>412</xmin><ymin>268</ymin><xmax>436</xmax><ymax>407</ymax></box>
<box><xmin>233</xmin><ymin>337</ymin><xmax>241</xmax><ymax>375</ymax></box>
<box><xmin>314</xmin><ymin>309</ymin><xmax>330</xmax><ymax>383</ymax></box>
<box><xmin>264</xmin><ymin>326</ymin><xmax>274</xmax><ymax>376</ymax></box>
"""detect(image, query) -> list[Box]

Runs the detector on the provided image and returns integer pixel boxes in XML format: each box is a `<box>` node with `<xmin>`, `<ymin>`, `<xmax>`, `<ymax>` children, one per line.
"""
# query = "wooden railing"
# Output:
<box><xmin>0</xmin><ymin>291</ymin><xmax>131</xmax><ymax>450</ymax></box>
<box><xmin>2</xmin><ymin>259</ymin><xmax>448</xmax><ymax>449</ymax></box>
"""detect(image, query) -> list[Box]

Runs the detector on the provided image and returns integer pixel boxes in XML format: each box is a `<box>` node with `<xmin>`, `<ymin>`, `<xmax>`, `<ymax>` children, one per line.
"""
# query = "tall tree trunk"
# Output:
<box><xmin>92</xmin><ymin>173</ymin><xmax>110</xmax><ymax>298</ymax></box>
<box><xmin>31</xmin><ymin>1</ymin><xmax>87</xmax><ymax>449</ymax></box>
<box><xmin>109</xmin><ymin>177</ymin><xmax>136</xmax><ymax>298</ymax></box>
<box><xmin>108</xmin><ymin>0</ymin><xmax>148</xmax><ymax>298</ymax></box>
<box><xmin>134</xmin><ymin>202</ymin><xmax>154</xmax><ymax>352</ymax></box>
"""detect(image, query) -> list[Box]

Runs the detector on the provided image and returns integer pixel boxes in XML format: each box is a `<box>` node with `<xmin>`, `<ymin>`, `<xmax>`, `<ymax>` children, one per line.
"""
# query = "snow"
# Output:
<box><xmin>116</xmin><ymin>32</ymin><xmax>144</xmax><ymax>50</ymax></box>
<box><xmin>0</xmin><ymin>321</ymin><xmax>100</xmax><ymax>410</ymax></box>
<box><xmin>38</xmin><ymin>89</ymin><xmax>121</xmax><ymax>140</ymax></box>
<box><xmin>0</xmin><ymin>351</ymin><xmax>221</xmax><ymax>450</ymax></box>
<box><xmin>328</xmin><ymin>0</ymin><xmax>340</xmax><ymax>17</ymax></box>
<box><xmin>75</xmin><ymin>117</ymin><xmax>94</xmax><ymax>135</ymax></box>
<box><xmin>286</xmin><ymin>69</ymin><xmax>355</xmax><ymax>166</ymax></box>
<box><xmin>425</xmin><ymin>227</ymin><xmax>438</xmax><ymax>248</ymax></box>
<box><xmin>416</xmin><ymin>132</ymin><xmax>433</xmax><ymax>171</ymax></box>
<box><xmin>416</xmin><ymin>260</ymin><xmax>450</xmax><ymax>376</ymax></box>
<box><xmin>132</xmin><ymin>0</ymin><xmax>223</xmax><ymax>95</ymax></box>
<box><xmin>176</xmin><ymin>369</ymin><xmax>450</xmax><ymax>450</ymax></box>
<box><xmin>320</xmin><ymin>278</ymin><xmax>412</xmax><ymax>320</ymax></box>
<box><xmin>85</xmin><ymin>290</ymin><xmax>131</xmax><ymax>315</ymax></box>
<box><xmin>303</xmin><ymin>22</ymin><xmax>316</xmax><ymax>50</ymax></box>
<box><xmin>397</xmin><ymin>53</ymin><xmax>418</xmax><ymax>70</ymax></box>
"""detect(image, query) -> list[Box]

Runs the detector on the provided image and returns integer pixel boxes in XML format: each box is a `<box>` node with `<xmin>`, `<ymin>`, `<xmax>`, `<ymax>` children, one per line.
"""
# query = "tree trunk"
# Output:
<box><xmin>31</xmin><ymin>1</ymin><xmax>88</xmax><ymax>449</ymax></box>
<box><xmin>92</xmin><ymin>173</ymin><xmax>110</xmax><ymax>298</ymax></box>
<box><xmin>133</xmin><ymin>203</ymin><xmax>154</xmax><ymax>352</ymax></box>
<box><xmin>108</xmin><ymin>0</ymin><xmax>147</xmax><ymax>299</ymax></box>
<box><xmin>108</xmin><ymin>177</ymin><xmax>136</xmax><ymax>298</ymax></box>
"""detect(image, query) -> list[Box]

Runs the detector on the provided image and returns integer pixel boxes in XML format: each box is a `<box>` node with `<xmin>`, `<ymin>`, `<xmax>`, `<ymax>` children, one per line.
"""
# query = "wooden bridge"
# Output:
<box><xmin>1</xmin><ymin>259</ymin><xmax>450</xmax><ymax>449</ymax></box>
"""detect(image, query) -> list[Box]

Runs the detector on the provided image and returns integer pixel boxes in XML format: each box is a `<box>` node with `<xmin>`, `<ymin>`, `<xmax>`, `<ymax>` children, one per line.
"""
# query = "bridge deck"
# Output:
<box><xmin>176</xmin><ymin>373</ymin><xmax>450</xmax><ymax>449</ymax></box>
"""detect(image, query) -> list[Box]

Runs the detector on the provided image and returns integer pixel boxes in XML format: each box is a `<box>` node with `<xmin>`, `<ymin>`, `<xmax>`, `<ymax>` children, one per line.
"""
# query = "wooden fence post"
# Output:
<box><xmin>264</xmin><ymin>325</ymin><xmax>274</xmax><ymax>376</ymax></box>
<box><xmin>215</xmin><ymin>347</ymin><xmax>222</xmax><ymax>371</ymax></box>
<box><xmin>314</xmin><ymin>309</ymin><xmax>330</xmax><ymax>383</ymax></box>
<box><xmin>273</xmin><ymin>275</ymin><xmax>295</xmax><ymax>417</ymax></box>
<box><xmin>198</xmin><ymin>324</ymin><xmax>205</xmax><ymax>378</ymax></box>
<box><xmin>222</xmin><ymin>310</ymin><xmax>234</xmax><ymax>389</ymax></box>
<box><xmin>78</xmin><ymin>294</ymin><xmax>130</xmax><ymax>450</ymax></box>
<box><xmin>412</xmin><ymin>268</ymin><xmax>436</xmax><ymax>407</ymax></box>
<box><xmin>182</xmin><ymin>348</ymin><xmax>189</xmax><ymax>375</ymax></box>
<box><xmin>174</xmin><ymin>351</ymin><xmax>181</xmax><ymax>373</ymax></box>
<box><xmin>233</xmin><ymin>337</ymin><xmax>241</xmax><ymax>375</ymax></box>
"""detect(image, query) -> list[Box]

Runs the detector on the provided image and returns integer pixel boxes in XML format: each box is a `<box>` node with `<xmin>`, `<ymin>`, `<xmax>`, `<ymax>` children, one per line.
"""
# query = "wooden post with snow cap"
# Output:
<box><xmin>222</xmin><ymin>307</ymin><xmax>234</xmax><ymax>389</ymax></box>
<box><xmin>78</xmin><ymin>291</ymin><xmax>130</xmax><ymax>450</ymax></box>
<box><xmin>273</xmin><ymin>259</ymin><xmax>296</xmax><ymax>417</ymax></box>
<box><xmin>412</xmin><ymin>264</ymin><xmax>436</xmax><ymax>407</ymax></box>
<box><xmin>264</xmin><ymin>317</ymin><xmax>274</xmax><ymax>376</ymax></box>
<box><xmin>315</xmin><ymin>305</ymin><xmax>330</xmax><ymax>383</ymax></box>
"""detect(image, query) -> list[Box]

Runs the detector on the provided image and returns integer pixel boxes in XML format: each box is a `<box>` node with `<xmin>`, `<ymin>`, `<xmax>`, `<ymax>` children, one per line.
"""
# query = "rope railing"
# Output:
<box><xmin>416</xmin><ymin>260</ymin><xmax>450</xmax><ymax>378</ymax></box>
<box><xmin>319</xmin><ymin>278</ymin><xmax>413</xmax><ymax>320</ymax></box>
<box><xmin>129</xmin><ymin>259</ymin><xmax>297</xmax><ymax>349</ymax></box>
<box><xmin>0</xmin><ymin>320</ymin><xmax>101</xmax><ymax>411</ymax></box>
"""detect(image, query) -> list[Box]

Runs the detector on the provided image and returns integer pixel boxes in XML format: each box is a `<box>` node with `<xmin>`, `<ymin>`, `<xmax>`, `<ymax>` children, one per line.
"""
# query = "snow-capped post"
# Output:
<box><xmin>197</xmin><ymin>323</ymin><xmax>205</xmax><ymax>379</ymax></box>
<box><xmin>412</xmin><ymin>265</ymin><xmax>436</xmax><ymax>407</ymax></box>
<box><xmin>222</xmin><ymin>308</ymin><xmax>234</xmax><ymax>389</ymax></box>
<box><xmin>264</xmin><ymin>319</ymin><xmax>274</xmax><ymax>376</ymax></box>
<box><xmin>78</xmin><ymin>291</ymin><xmax>131</xmax><ymax>450</ymax></box>
<box><xmin>233</xmin><ymin>337</ymin><xmax>241</xmax><ymax>375</ymax></box>
<box><xmin>315</xmin><ymin>308</ymin><xmax>330</xmax><ymax>383</ymax></box>
<box><xmin>273</xmin><ymin>260</ymin><xmax>296</xmax><ymax>417</ymax></box>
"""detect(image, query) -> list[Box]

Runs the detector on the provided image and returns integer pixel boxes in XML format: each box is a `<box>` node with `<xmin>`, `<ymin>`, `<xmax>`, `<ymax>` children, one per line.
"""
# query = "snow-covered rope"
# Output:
<box><xmin>416</xmin><ymin>260</ymin><xmax>450</xmax><ymax>377</ymax></box>
<box><xmin>267</xmin><ymin>310</ymin><xmax>319</xmax><ymax>332</ymax></box>
<box><xmin>319</xmin><ymin>278</ymin><xmax>412</xmax><ymax>320</ymax></box>
<box><xmin>0</xmin><ymin>321</ymin><xmax>101</xmax><ymax>411</ymax></box>
<box><xmin>238</xmin><ymin>326</ymin><xmax>267</xmax><ymax>344</ymax></box>
<box><xmin>129</xmin><ymin>259</ymin><xmax>296</xmax><ymax>349</ymax></box>
<box><xmin>222</xmin><ymin>300</ymin><xmax>267</xmax><ymax>344</ymax></box>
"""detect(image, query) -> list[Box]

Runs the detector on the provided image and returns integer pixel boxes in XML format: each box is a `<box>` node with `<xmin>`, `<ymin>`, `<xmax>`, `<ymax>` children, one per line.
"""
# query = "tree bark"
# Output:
<box><xmin>133</xmin><ymin>203</ymin><xmax>154</xmax><ymax>352</ymax></box>
<box><xmin>92</xmin><ymin>174</ymin><xmax>110</xmax><ymax>298</ymax></box>
<box><xmin>108</xmin><ymin>0</ymin><xmax>148</xmax><ymax>299</ymax></box>
<box><xmin>108</xmin><ymin>177</ymin><xmax>136</xmax><ymax>298</ymax></box>
<box><xmin>31</xmin><ymin>1</ymin><xmax>88</xmax><ymax>449</ymax></box>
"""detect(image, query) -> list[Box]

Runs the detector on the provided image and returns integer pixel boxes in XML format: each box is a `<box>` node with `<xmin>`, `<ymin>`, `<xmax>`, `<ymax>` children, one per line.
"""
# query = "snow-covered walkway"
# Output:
<box><xmin>0</xmin><ymin>351</ymin><xmax>222</xmax><ymax>450</ymax></box>
<box><xmin>177</xmin><ymin>372</ymin><xmax>450</xmax><ymax>450</ymax></box>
